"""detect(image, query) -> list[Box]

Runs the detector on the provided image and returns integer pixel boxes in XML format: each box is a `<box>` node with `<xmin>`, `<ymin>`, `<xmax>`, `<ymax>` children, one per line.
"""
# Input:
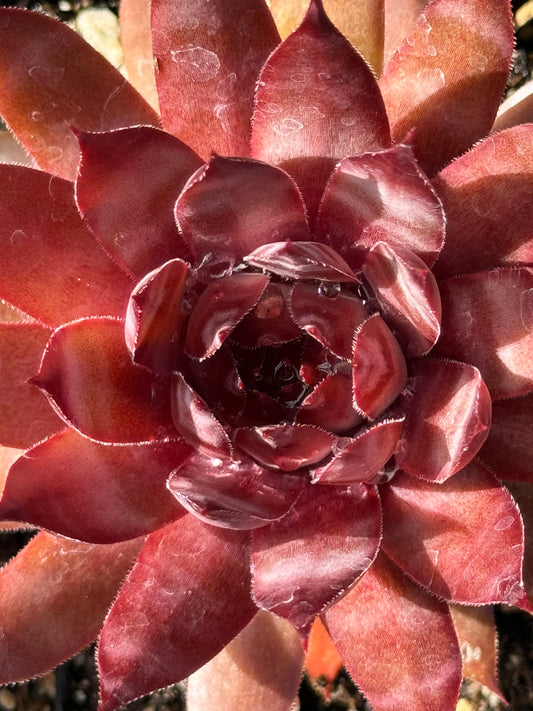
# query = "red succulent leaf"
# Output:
<box><xmin>296</xmin><ymin>373</ymin><xmax>362</xmax><ymax>433</ymax></box>
<box><xmin>435</xmin><ymin>268</ymin><xmax>533</xmax><ymax>400</ymax></box>
<box><xmin>246</xmin><ymin>241</ymin><xmax>358</xmax><ymax>283</ymax></box>
<box><xmin>0</xmin><ymin>430</ymin><xmax>190</xmax><ymax>543</ymax></box>
<box><xmin>119</xmin><ymin>0</ymin><xmax>158</xmax><ymax>110</ymax></box>
<box><xmin>494</xmin><ymin>80</ymin><xmax>533</xmax><ymax>132</ymax></box>
<box><xmin>432</xmin><ymin>125</ymin><xmax>533</xmax><ymax>279</ymax></box>
<box><xmin>151</xmin><ymin>0</ymin><xmax>279</xmax><ymax>158</ymax></box>
<box><xmin>0</xmin><ymin>8</ymin><xmax>158</xmax><ymax>180</ymax></box>
<box><xmin>252</xmin><ymin>483</ymin><xmax>381</xmax><ymax>634</ymax></box>
<box><xmin>379</xmin><ymin>0</ymin><xmax>513</xmax><ymax>176</ymax></box>
<box><xmin>171</xmin><ymin>372</ymin><xmax>231</xmax><ymax>456</ymax></box>
<box><xmin>383</xmin><ymin>0</ymin><xmax>429</xmax><ymax>66</ymax></box>
<box><xmin>98</xmin><ymin>516</ymin><xmax>257</xmax><ymax>711</ymax></box>
<box><xmin>0</xmin><ymin>166</ymin><xmax>131</xmax><ymax>328</ymax></box>
<box><xmin>0</xmin><ymin>531</ymin><xmax>143</xmax><ymax>684</ymax></box>
<box><xmin>251</xmin><ymin>0</ymin><xmax>390</xmax><ymax>215</ymax></box>
<box><xmin>312</xmin><ymin>418</ymin><xmax>405</xmax><ymax>485</ymax></box>
<box><xmin>362</xmin><ymin>242</ymin><xmax>442</xmax><ymax>357</ymax></box>
<box><xmin>125</xmin><ymin>259</ymin><xmax>189</xmax><ymax>372</ymax></box>
<box><xmin>75</xmin><ymin>127</ymin><xmax>202</xmax><ymax>278</ymax></box>
<box><xmin>184</xmin><ymin>272</ymin><xmax>269</xmax><ymax>359</ymax></box>
<box><xmin>324</xmin><ymin>552</ymin><xmax>462</xmax><ymax>711</ymax></box>
<box><xmin>352</xmin><ymin>313</ymin><xmax>407</xmax><ymax>419</ymax></box>
<box><xmin>235</xmin><ymin>423</ymin><xmax>335</xmax><ymax>471</ymax></box>
<box><xmin>396</xmin><ymin>359</ymin><xmax>492</xmax><ymax>483</ymax></box>
<box><xmin>316</xmin><ymin>144</ymin><xmax>445</xmax><ymax>271</ymax></box>
<box><xmin>381</xmin><ymin>463</ymin><xmax>527</xmax><ymax>605</ymax></box>
<box><xmin>290</xmin><ymin>282</ymin><xmax>367</xmax><ymax>360</ymax></box>
<box><xmin>175</xmin><ymin>155</ymin><xmax>309</xmax><ymax>267</ymax></box>
<box><xmin>33</xmin><ymin>317</ymin><xmax>173</xmax><ymax>443</ymax></box>
<box><xmin>167</xmin><ymin>450</ymin><xmax>306</xmax><ymax>530</ymax></box>
<box><xmin>230</xmin><ymin>282</ymin><xmax>301</xmax><ymax>347</ymax></box>
<box><xmin>0</xmin><ymin>323</ymin><xmax>62</xmax><ymax>449</ymax></box>
<box><xmin>504</xmin><ymin>481</ymin><xmax>533</xmax><ymax>604</ymax></box>
<box><xmin>480</xmin><ymin>394</ymin><xmax>533</xmax><ymax>482</ymax></box>
<box><xmin>187</xmin><ymin>611</ymin><xmax>304</xmax><ymax>711</ymax></box>
<box><xmin>449</xmin><ymin>604</ymin><xmax>502</xmax><ymax>698</ymax></box>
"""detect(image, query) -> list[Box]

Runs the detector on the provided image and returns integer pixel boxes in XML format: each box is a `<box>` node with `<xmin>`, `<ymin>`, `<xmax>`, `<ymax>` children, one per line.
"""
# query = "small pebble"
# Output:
<box><xmin>75</xmin><ymin>7</ymin><xmax>123</xmax><ymax>68</ymax></box>
<box><xmin>0</xmin><ymin>689</ymin><xmax>16</xmax><ymax>711</ymax></box>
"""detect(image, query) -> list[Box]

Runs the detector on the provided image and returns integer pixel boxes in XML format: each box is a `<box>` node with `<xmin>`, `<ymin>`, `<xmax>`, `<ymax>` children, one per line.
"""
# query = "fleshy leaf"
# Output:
<box><xmin>316</xmin><ymin>144</ymin><xmax>445</xmax><ymax>271</ymax></box>
<box><xmin>362</xmin><ymin>242</ymin><xmax>442</xmax><ymax>357</ymax></box>
<box><xmin>185</xmin><ymin>272</ymin><xmax>269</xmax><ymax>359</ymax></box>
<box><xmin>0</xmin><ymin>165</ymin><xmax>131</xmax><ymax>327</ymax></box>
<box><xmin>352</xmin><ymin>314</ymin><xmax>407</xmax><ymax>419</ymax></box>
<box><xmin>0</xmin><ymin>129</ymin><xmax>30</xmax><ymax>165</ymax></box>
<box><xmin>479</xmin><ymin>394</ymin><xmax>533</xmax><ymax>482</ymax></box>
<box><xmin>151</xmin><ymin>0</ymin><xmax>279</xmax><ymax>157</ymax></box>
<box><xmin>432</xmin><ymin>125</ymin><xmax>533</xmax><ymax>279</ymax></box>
<box><xmin>435</xmin><ymin>268</ymin><xmax>533</xmax><ymax>400</ymax></box>
<box><xmin>235</xmin><ymin>423</ymin><xmax>334</xmax><ymax>471</ymax></box>
<box><xmin>396</xmin><ymin>359</ymin><xmax>491</xmax><ymax>482</ymax></box>
<box><xmin>494</xmin><ymin>79</ymin><xmax>533</xmax><ymax>131</ymax></box>
<box><xmin>231</xmin><ymin>283</ymin><xmax>301</xmax><ymax>347</ymax></box>
<box><xmin>33</xmin><ymin>317</ymin><xmax>173</xmax><ymax>443</ymax></box>
<box><xmin>0</xmin><ymin>531</ymin><xmax>142</xmax><ymax>683</ymax></box>
<box><xmin>76</xmin><ymin>127</ymin><xmax>202</xmax><ymax>277</ymax></box>
<box><xmin>383</xmin><ymin>0</ymin><xmax>429</xmax><ymax>66</ymax></box>
<box><xmin>125</xmin><ymin>259</ymin><xmax>189</xmax><ymax>372</ymax></box>
<box><xmin>379</xmin><ymin>0</ymin><xmax>513</xmax><ymax>176</ymax></box>
<box><xmin>252</xmin><ymin>483</ymin><xmax>381</xmax><ymax>634</ymax></box>
<box><xmin>296</xmin><ymin>373</ymin><xmax>362</xmax><ymax>433</ymax></box>
<box><xmin>119</xmin><ymin>0</ymin><xmax>159</xmax><ymax>110</ymax></box>
<box><xmin>0</xmin><ymin>8</ymin><xmax>158</xmax><ymax>180</ymax></box>
<box><xmin>168</xmin><ymin>450</ymin><xmax>306</xmax><ymax>530</ymax></box>
<box><xmin>98</xmin><ymin>516</ymin><xmax>256</xmax><ymax>711</ymax></box>
<box><xmin>324</xmin><ymin>552</ymin><xmax>462</xmax><ymax>711</ymax></box>
<box><xmin>188</xmin><ymin>611</ymin><xmax>304</xmax><ymax>711</ymax></box>
<box><xmin>312</xmin><ymin>418</ymin><xmax>404</xmax><ymax>484</ymax></box>
<box><xmin>176</xmin><ymin>155</ymin><xmax>309</xmax><ymax>267</ymax></box>
<box><xmin>504</xmin><ymin>481</ymin><xmax>533</xmax><ymax>603</ymax></box>
<box><xmin>0</xmin><ymin>323</ymin><xmax>62</xmax><ymax>449</ymax></box>
<box><xmin>0</xmin><ymin>430</ymin><xmax>189</xmax><ymax>543</ymax></box>
<box><xmin>381</xmin><ymin>463</ymin><xmax>527</xmax><ymax>605</ymax></box>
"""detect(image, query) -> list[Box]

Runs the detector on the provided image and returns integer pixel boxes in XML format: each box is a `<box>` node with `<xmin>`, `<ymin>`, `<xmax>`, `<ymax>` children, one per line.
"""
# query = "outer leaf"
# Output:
<box><xmin>151</xmin><ymin>0</ymin><xmax>279</xmax><ymax>157</ymax></box>
<box><xmin>0</xmin><ymin>130</ymin><xmax>30</xmax><ymax>165</ymax></box>
<box><xmin>381</xmin><ymin>463</ymin><xmax>527</xmax><ymax>605</ymax></box>
<box><xmin>0</xmin><ymin>8</ymin><xmax>158</xmax><ymax>180</ymax></box>
<box><xmin>268</xmin><ymin>0</ymin><xmax>385</xmax><ymax>75</ymax></box>
<box><xmin>494</xmin><ymin>80</ymin><xmax>533</xmax><ymax>131</ymax></box>
<box><xmin>379</xmin><ymin>0</ymin><xmax>513</xmax><ymax>176</ymax></box>
<box><xmin>324</xmin><ymin>552</ymin><xmax>462</xmax><ymax>711</ymax></box>
<box><xmin>432</xmin><ymin>125</ymin><xmax>533</xmax><ymax>279</ymax></box>
<box><xmin>33</xmin><ymin>317</ymin><xmax>174</xmax><ymax>443</ymax></box>
<box><xmin>76</xmin><ymin>127</ymin><xmax>202</xmax><ymax>278</ymax></box>
<box><xmin>396</xmin><ymin>359</ymin><xmax>492</xmax><ymax>483</ymax></box>
<box><xmin>0</xmin><ymin>323</ymin><xmax>62</xmax><ymax>449</ymax></box>
<box><xmin>188</xmin><ymin>611</ymin><xmax>304</xmax><ymax>711</ymax></box>
<box><xmin>383</xmin><ymin>0</ymin><xmax>428</xmax><ymax>67</ymax></box>
<box><xmin>252</xmin><ymin>483</ymin><xmax>381</xmax><ymax>634</ymax></box>
<box><xmin>120</xmin><ymin>0</ymin><xmax>159</xmax><ymax>110</ymax></box>
<box><xmin>435</xmin><ymin>268</ymin><xmax>533</xmax><ymax>400</ymax></box>
<box><xmin>504</xmin><ymin>481</ymin><xmax>533</xmax><ymax>603</ymax></box>
<box><xmin>0</xmin><ymin>430</ymin><xmax>190</xmax><ymax>543</ymax></box>
<box><xmin>0</xmin><ymin>166</ymin><xmax>132</xmax><ymax>327</ymax></box>
<box><xmin>0</xmin><ymin>531</ymin><xmax>142</xmax><ymax>683</ymax></box>
<box><xmin>98</xmin><ymin>516</ymin><xmax>256</xmax><ymax>711</ymax></box>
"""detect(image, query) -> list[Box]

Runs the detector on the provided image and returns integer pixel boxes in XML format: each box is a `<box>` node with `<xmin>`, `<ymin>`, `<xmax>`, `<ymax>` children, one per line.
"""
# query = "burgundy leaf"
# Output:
<box><xmin>316</xmin><ymin>144</ymin><xmax>445</xmax><ymax>271</ymax></box>
<box><xmin>379</xmin><ymin>0</ymin><xmax>513</xmax><ymax>176</ymax></box>
<box><xmin>383</xmin><ymin>0</ymin><xmax>429</xmax><ymax>66</ymax></box>
<box><xmin>76</xmin><ymin>127</ymin><xmax>201</xmax><ymax>277</ymax></box>
<box><xmin>362</xmin><ymin>242</ymin><xmax>442</xmax><ymax>357</ymax></box>
<box><xmin>33</xmin><ymin>317</ymin><xmax>173</xmax><ymax>443</ymax></box>
<box><xmin>0</xmin><ymin>430</ymin><xmax>189</xmax><ymax>543</ymax></box>
<box><xmin>119</xmin><ymin>0</ymin><xmax>158</xmax><ymax>110</ymax></box>
<box><xmin>381</xmin><ymin>463</ymin><xmax>527</xmax><ymax>605</ymax></box>
<box><xmin>296</xmin><ymin>373</ymin><xmax>363</xmax><ymax>433</ymax></box>
<box><xmin>231</xmin><ymin>282</ymin><xmax>301</xmax><ymax>347</ymax></box>
<box><xmin>235</xmin><ymin>423</ymin><xmax>334</xmax><ymax>471</ymax></box>
<box><xmin>396</xmin><ymin>359</ymin><xmax>492</xmax><ymax>482</ymax></box>
<box><xmin>98</xmin><ymin>517</ymin><xmax>256</xmax><ymax>711</ymax></box>
<box><xmin>168</xmin><ymin>451</ymin><xmax>306</xmax><ymax>530</ymax></box>
<box><xmin>435</xmin><ymin>268</ymin><xmax>533</xmax><ymax>400</ymax></box>
<box><xmin>152</xmin><ymin>0</ymin><xmax>279</xmax><ymax>158</ymax></box>
<box><xmin>324</xmin><ymin>552</ymin><xmax>462</xmax><ymax>711</ymax></box>
<box><xmin>185</xmin><ymin>272</ymin><xmax>269</xmax><ymax>359</ymax></box>
<box><xmin>312</xmin><ymin>418</ymin><xmax>404</xmax><ymax>485</ymax></box>
<box><xmin>352</xmin><ymin>314</ymin><xmax>407</xmax><ymax>419</ymax></box>
<box><xmin>0</xmin><ymin>8</ymin><xmax>158</xmax><ymax>180</ymax></box>
<box><xmin>252</xmin><ymin>483</ymin><xmax>381</xmax><ymax>634</ymax></box>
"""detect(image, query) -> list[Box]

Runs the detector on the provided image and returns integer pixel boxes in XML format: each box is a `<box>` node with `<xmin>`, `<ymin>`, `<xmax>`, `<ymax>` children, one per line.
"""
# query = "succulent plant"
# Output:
<box><xmin>1</xmin><ymin>1</ymin><xmax>533</xmax><ymax>710</ymax></box>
